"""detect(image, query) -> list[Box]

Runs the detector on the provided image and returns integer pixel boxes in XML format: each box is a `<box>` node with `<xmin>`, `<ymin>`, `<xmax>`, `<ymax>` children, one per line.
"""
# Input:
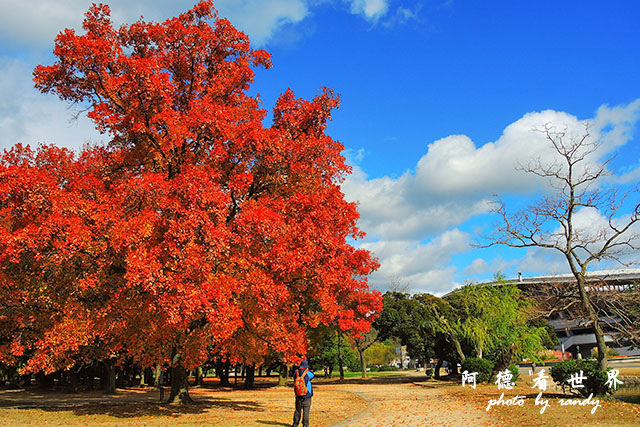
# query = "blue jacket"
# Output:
<box><xmin>296</xmin><ymin>360</ymin><xmax>314</xmax><ymax>397</ymax></box>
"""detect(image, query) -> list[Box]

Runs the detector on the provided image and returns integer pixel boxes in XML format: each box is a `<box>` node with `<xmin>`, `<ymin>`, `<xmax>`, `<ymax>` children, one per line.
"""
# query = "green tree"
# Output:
<box><xmin>528</xmin><ymin>318</ymin><xmax>560</xmax><ymax>350</ymax></box>
<box><xmin>308</xmin><ymin>327</ymin><xmax>357</xmax><ymax>378</ymax></box>
<box><xmin>445</xmin><ymin>280</ymin><xmax>547</xmax><ymax>371</ymax></box>
<box><xmin>375</xmin><ymin>292</ymin><xmax>438</xmax><ymax>366</ymax></box>
<box><xmin>353</xmin><ymin>329</ymin><xmax>377</xmax><ymax>379</ymax></box>
<box><xmin>374</xmin><ymin>292</ymin><xmax>466</xmax><ymax>377</ymax></box>
<box><xmin>364</xmin><ymin>341</ymin><xmax>397</xmax><ymax>367</ymax></box>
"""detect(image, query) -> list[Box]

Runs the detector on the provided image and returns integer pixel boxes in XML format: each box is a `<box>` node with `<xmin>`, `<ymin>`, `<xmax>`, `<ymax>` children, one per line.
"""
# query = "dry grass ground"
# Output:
<box><xmin>0</xmin><ymin>377</ymin><xmax>366</xmax><ymax>426</ymax></box>
<box><xmin>0</xmin><ymin>371</ymin><xmax>638</xmax><ymax>426</ymax></box>
<box><xmin>446</xmin><ymin>374</ymin><xmax>640</xmax><ymax>427</ymax></box>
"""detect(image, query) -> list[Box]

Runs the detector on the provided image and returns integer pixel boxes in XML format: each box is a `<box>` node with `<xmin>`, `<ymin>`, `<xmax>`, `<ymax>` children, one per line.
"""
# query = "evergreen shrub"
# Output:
<box><xmin>507</xmin><ymin>364</ymin><xmax>520</xmax><ymax>384</ymax></box>
<box><xmin>461</xmin><ymin>357</ymin><xmax>494</xmax><ymax>383</ymax></box>
<box><xmin>550</xmin><ymin>359</ymin><xmax>613</xmax><ymax>397</ymax></box>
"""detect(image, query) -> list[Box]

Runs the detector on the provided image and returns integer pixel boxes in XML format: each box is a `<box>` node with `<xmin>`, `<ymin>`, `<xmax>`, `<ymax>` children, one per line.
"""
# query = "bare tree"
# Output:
<box><xmin>389</xmin><ymin>276</ymin><xmax>410</xmax><ymax>293</ymax></box>
<box><xmin>520</xmin><ymin>278</ymin><xmax>640</xmax><ymax>349</ymax></box>
<box><xmin>590</xmin><ymin>281</ymin><xmax>640</xmax><ymax>349</ymax></box>
<box><xmin>480</xmin><ymin>123</ymin><xmax>640</xmax><ymax>370</ymax></box>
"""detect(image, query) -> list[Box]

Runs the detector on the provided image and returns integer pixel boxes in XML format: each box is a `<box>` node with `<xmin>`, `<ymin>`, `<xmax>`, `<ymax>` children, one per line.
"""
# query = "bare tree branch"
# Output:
<box><xmin>477</xmin><ymin>123</ymin><xmax>640</xmax><ymax>369</ymax></box>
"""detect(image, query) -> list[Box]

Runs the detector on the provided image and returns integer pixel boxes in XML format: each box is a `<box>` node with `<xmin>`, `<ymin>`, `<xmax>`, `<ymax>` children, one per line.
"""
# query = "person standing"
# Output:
<box><xmin>292</xmin><ymin>359</ymin><xmax>314</xmax><ymax>427</ymax></box>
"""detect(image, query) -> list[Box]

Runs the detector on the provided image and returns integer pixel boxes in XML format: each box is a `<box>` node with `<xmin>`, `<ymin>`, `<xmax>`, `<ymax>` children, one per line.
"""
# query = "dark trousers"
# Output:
<box><xmin>293</xmin><ymin>395</ymin><xmax>312</xmax><ymax>427</ymax></box>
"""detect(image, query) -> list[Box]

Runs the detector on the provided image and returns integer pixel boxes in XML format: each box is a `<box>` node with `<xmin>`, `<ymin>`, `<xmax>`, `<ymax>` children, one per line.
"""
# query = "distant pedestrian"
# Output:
<box><xmin>292</xmin><ymin>359</ymin><xmax>314</xmax><ymax>427</ymax></box>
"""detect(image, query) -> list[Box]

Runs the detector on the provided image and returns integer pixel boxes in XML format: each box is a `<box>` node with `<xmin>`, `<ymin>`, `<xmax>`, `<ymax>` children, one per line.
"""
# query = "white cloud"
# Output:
<box><xmin>345</xmin><ymin>101</ymin><xmax>640</xmax><ymax>243</ymax></box>
<box><xmin>498</xmin><ymin>207</ymin><xmax>640</xmax><ymax>280</ymax></box>
<box><xmin>0</xmin><ymin>0</ymin><xmax>309</xmax><ymax>49</ymax></box>
<box><xmin>517</xmin><ymin>249</ymin><xmax>570</xmax><ymax>277</ymax></box>
<box><xmin>414</xmin><ymin>110</ymin><xmax>602</xmax><ymax>198</ymax></box>
<box><xmin>0</xmin><ymin>0</ymin><xmax>87</xmax><ymax>49</ymax></box>
<box><xmin>363</xmin><ymin>229</ymin><xmax>469</xmax><ymax>294</ymax></box>
<box><xmin>348</xmin><ymin>0</ymin><xmax>389</xmax><ymax>21</ymax></box>
<box><xmin>343</xmin><ymin>163</ymin><xmax>491</xmax><ymax>241</ymax></box>
<box><xmin>592</xmin><ymin>99</ymin><xmax>640</xmax><ymax>151</ymax></box>
<box><xmin>216</xmin><ymin>0</ymin><xmax>308</xmax><ymax>46</ymax></box>
<box><xmin>558</xmin><ymin>206</ymin><xmax>640</xmax><ymax>263</ymax></box>
<box><xmin>382</xmin><ymin>4</ymin><xmax>420</xmax><ymax>27</ymax></box>
<box><xmin>344</xmin><ymin>147</ymin><xmax>366</xmax><ymax>164</ymax></box>
<box><xmin>0</xmin><ymin>58</ymin><xmax>103</xmax><ymax>152</ymax></box>
<box><xmin>460</xmin><ymin>190</ymin><xmax>640</xmax><ymax>285</ymax></box>
<box><xmin>396</xmin><ymin>7</ymin><xmax>416</xmax><ymax>21</ymax></box>
<box><xmin>345</xmin><ymin>99</ymin><xmax>640</xmax><ymax>294</ymax></box>
<box><xmin>0</xmin><ymin>0</ymin><xmax>417</xmax><ymax>50</ymax></box>
<box><xmin>464</xmin><ymin>258</ymin><xmax>488</xmax><ymax>276</ymax></box>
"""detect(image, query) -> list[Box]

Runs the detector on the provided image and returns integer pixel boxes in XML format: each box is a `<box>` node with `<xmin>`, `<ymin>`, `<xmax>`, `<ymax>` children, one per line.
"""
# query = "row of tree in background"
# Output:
<box><xmin>307</xmin><ymin>278</ymin><xmax>558</xmax><ymax>380</ymax></box>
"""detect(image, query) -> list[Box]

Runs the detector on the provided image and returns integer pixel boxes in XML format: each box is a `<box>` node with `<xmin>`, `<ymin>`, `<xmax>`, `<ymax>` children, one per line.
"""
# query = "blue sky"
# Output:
<box><xmin>1</xmin><ymin>0</ymin><xmax>639</xmax><ymax>294</ymax></box>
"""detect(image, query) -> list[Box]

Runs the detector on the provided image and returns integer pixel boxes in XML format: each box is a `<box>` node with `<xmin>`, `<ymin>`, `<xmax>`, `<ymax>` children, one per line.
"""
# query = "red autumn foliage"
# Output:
<box><xmin>1</xmin><ymin>1</ymin><xmax>381</xmax><ymax>389</ymax></box>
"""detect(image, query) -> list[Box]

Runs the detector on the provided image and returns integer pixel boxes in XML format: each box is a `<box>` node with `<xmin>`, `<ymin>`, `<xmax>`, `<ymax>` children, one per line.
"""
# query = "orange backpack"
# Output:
<box><xmin>294</xmin><ymin>368</ymin><xmax>309</xmax><ymax>396</ymax></box>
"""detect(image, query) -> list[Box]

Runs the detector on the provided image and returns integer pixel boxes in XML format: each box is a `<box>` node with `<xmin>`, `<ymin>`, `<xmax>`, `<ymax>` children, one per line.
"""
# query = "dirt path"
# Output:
<box><xmin>326</xmin><ymin>375</ymin><xmax>494</xmax><ymax>427</ymax></box>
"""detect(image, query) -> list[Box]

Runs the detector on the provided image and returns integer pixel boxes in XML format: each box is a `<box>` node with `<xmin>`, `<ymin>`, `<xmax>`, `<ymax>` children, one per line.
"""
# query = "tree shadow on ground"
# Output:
<box><xmin>5</xmin><ymin>397</ymin><xmax>265</xmax><ymax>419</ymax></box>
<box><xmin>255</xmin><ymin>421</ymin><xmax>289</xmax><ymax>426</ymax></box>
<box><xmin>198</xmin><ymin>381</ymin><xmax>277</xmax><ymax>391</ymax></box>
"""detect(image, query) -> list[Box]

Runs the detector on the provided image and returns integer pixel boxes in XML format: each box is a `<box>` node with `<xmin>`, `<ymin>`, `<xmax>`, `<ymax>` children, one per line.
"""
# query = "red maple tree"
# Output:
<box><xmin>0</xmin><ymin>1</ymin><xmax>381</xmax><ymax>403</ymax></box>
<box><xmin>0</xmin><ymin>144</ymin><xmax>123</xmax><ymax>379</ymax></box>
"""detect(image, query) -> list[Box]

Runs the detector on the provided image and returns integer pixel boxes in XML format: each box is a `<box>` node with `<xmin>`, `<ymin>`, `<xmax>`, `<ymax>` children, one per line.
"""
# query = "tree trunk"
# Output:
<box><xmin>69</xmin><ymin>369</ymin><xmax>78</xmax><ymax>393</ymax></box>
<box><xmin>115</xmin><ymin>366</ymin><xmax>125</xmax><ymax>388</ymax></box>
<box><xmin>358</xmin><ymin>346</ymin><xmax>366</xmax><ymax>379</ymax></box>
<box><xmin>99</xmin><ymin>369</ymin><xmax>106</xmax><ymax>391</ymax></box>
<box><xmin>576</xmin><ymin>275</ymin><xmax>608</xmax><ymax>370</ymax></box>
<box><xmin>20</xmin><ymin>373</ymin><xmax>31</xmax><ymax>388</ymax></box>
<box><xmin>452</xmin><ymin>336</ymin><xmax>466</xmax><ymax>362</ymax></box>
<box><xmin>104</xmin><ymin>359</ymin><xmax>116</xmax><ymax>394</ymax></box>
<box><xmin>278</xmin><ymin>363</ymin><xmax>289</xmax><ymax>387</ymax></box>
<box><xmin>82</xmin><ymin>367</ymin><xmax>94</xmax><ymax>391</ymax></box>
<box><xmin>54</xmin><ymin>371</ymin><xmax>62</xmax><ymax>390</ymax></box>
<box><xmin>144</xmin><ymin>367</ymin><xmax>154</xmax><ymax>386</ymax></box>
<box><xmin>593</xmin><ymin>320</ymin><xmax>608</xmax><ymax>369</ymax></box>
<box><xmin>434</xmin><ymin>359</ymin><xmax>443</xmax><ymax>380</ymax></box>
<box><xmin>36</xmin><ymin>372</ymin><xmax>49</xmax><ymax>389</ymax></box>
<box><xmin>244</xmin><ymin>365</ymin><xmax>255</xmax><ymax>388</ymax></box>
<box><xmin>138</xmin><ymin>366</ymin><xmax>145</xmax><ymax>387</ymax></box>
<box><xmin>167</xmin><ymin>364</ymin><xmax>193</xmax><ymax>404</ymax></box>
<box><xmin>6</xmin><ymin>366</ymin><xmax>19</xmax><ymax>388</ymax></box>
<box><xmin>337</xmin><ymin>331</ymin><xmax>345</xmax><ymax>381</ymax></box>
<box><xmin>431</xmin><ymin>306</ymin><xmax>465</xmax><ymax>363</ymax></box>
<box><xmin>154</xmin><ymin>365</ymin><xmax>163</xmax><ymax>388</ymax></box>
<box><xmin>216</xmin><ymin>360</ymin><xmax>230</xmax><ymax>387</ymax></box>
<box><xmin>195</xmin><ymin>366</ymin><xmax>204</xmax><ymax>387</ymax></box>
<box><xmin>234</xmin><ymin>365</ymin><xmax>238</xmax><ymax>386</ymax></box>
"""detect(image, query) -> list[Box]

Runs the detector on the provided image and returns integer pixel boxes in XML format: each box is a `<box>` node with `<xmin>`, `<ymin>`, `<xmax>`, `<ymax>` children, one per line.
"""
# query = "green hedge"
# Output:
<box><xmin>507</xmin><ymin>364</ymin><xmax>520</xmax><ymax>383</ymax></box>
<box><xmin>461</xmin><ymin>357</ymin><xmax>494</xmax><ymax>383</ymax></box>
<box><xmin>369</xmin><ymin>365</ymin><xmax>399</xmax><ymax>372</ymax></box>
<box><xmin>550</xmin><ymin>359</ymin><xmax>613</xmax><ymax>397</ymax></box>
